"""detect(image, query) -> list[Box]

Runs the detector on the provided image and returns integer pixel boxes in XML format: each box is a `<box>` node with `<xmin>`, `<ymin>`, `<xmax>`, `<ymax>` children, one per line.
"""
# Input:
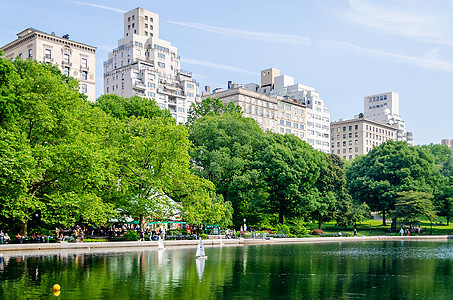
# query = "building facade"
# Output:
<box><xmin>441</xmin><ymin>139</ymin><xmax>453</xmax><ymax>151</ymax></box>
<box><xmin>0</xmin><ymin>28</ymin><xmax>96</xmax><ymax>101</ymax></box>
<box><xmin>103</xmin><ymin>7</ymin><xmax>199</xmax><ymax>124</ymax></box>
<box><xmin>330</xmin><ymin>117</ymin><xmax>397</xmax><ymax>160</ymax></box>
<box><xmin>363</xmin><ymin>92</ymin><xmax>414</xmax><ymax>145</ymax></box>
<box><xmin>202</xmin><ymin>68</ymin><xmax>331</xmax><ymax>153</ymax></box>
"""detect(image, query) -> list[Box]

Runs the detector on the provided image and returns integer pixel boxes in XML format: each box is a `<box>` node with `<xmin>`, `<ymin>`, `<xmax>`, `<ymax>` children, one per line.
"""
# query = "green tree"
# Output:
<box><xmin>258</xmin><ymin>133</ymin><xmax>324</xmax><ymax>224</ymax></box>
<box><xmin>96</xmin><ymin>96</ymin><xmax>232</xmax><ymax>230</ymax></box>
<box><xmin>0</xmin><ymin>58</ymin><xmax>114</xmax><ymax>234</ymax></box>
<box><xmin>346</xmin><ymin>141</ymin><xmax>442</xmax><ymax>225</ymax></box>
<box><xmin>189</xmin><ymin>112</ymin><xmax>265</xmax><ymax>226</ymax></box>
<box><xmin>392</xmin><ymin>191</ymin><xmax>436</xmax><ymax>226</ymax></box>
<box><xmin>420</xmin><ymin>144</ymin><xmax>453</xmax><ymax>177</ymax></box>
<box><xmin>187</xmin><ymin>97</ymin><xmax>242</xmax><ymax>125</ymax></box>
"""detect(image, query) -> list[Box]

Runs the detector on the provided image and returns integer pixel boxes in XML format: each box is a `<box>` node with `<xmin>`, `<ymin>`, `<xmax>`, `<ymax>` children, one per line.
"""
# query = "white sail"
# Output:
<box><xmin>195</xmin><ymin>238</ymin><xmax>207</xmax><ymax>258</ymax></box>
<box><xmin>158</xmin><ymin>236</ymin><xmax>165</xmax><ymax>250</ymax></box>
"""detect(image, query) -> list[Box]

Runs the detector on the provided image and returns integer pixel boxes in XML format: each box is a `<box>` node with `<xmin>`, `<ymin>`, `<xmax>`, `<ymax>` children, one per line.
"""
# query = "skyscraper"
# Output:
<box><xmin>103</xmin><ymin>7</ymin><xmax>200</xmax><ymax>124</ymax></box>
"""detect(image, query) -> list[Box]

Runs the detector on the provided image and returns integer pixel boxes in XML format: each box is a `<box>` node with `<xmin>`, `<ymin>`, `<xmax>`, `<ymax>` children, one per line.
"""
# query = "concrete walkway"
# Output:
<box><xmin>0</xmin><ymin>235</ymin><xmax>451</xmax><ymax>254</ymax></box>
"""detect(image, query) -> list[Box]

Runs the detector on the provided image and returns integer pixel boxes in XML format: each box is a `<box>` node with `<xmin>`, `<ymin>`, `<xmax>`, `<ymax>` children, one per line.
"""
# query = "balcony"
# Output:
<box><xmin>133</xmin><ymin>81</ymin><xmax>146</xmax><ymax>90</ymax></box>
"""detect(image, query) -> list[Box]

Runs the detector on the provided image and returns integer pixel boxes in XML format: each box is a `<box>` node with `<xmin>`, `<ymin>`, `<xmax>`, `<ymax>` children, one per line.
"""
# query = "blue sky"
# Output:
<box><xmin>1</xmin><ymin>0</ymin><xmax>452</xmax><ymax>145</ymax></box>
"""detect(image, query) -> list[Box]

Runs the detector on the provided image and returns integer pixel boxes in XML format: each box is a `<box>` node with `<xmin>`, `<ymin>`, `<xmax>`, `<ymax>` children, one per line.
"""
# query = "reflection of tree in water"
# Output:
<box><xmin>1</xmin><ymin>243</ymin><xmax>453</xmax><ymax>298</ymax></box>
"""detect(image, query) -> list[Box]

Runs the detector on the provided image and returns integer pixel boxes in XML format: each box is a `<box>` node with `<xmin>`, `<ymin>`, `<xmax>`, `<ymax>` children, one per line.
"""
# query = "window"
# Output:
<box><xmin>28</xmin><ymin>49</ymin><xmax>32</xmax><ymax>58</ymax></box>
<box><xmin>178</xmin><ymin>107</ymin><xmax>185</xmax><ymax>112</ymax></box>
<box><xmin>286</xmin><ymin>121</ymin><xmax>291</xmax><ymax>127</ymax></box>
<box><xmin>45</xmin><ymin>49</ymin><xmax>51</xmax><ymax>59</ymax></box>
<box><xmin>145</xmin><ymin>24</ymin><xmax>148</xmax><ymax>28</ymax></box>
<box><xmin>132</xmin><ymin>15</ymin><xmax>134</xmax><ymax>20</ymax></box>
<box><xmin>145</xmin><ymin>16</ymin><xmax>148</xmax><ymax>20</ymax></box>
<box><xmin>81</xmin><ymin>84</ymin><xmax>87</xmax><ymax>93</ymax></box>
<box><xmin>158</xmin><ymin>53</ymin><xmax>165</xmax><ymax>59</ymax></box>
<box><xmin>64</xmin><ymin>67</ymin><xmax>69</xmax><ymax>77</ymax></box>
<box><xmin>63</xmin><ymin>54</ymin><xmax>70</xmax><ymax>64</ymax></box>
<box><xmin>128</xmin><ymin>16</ymin><xmax>130</xmax><ymax>22</ymax></box>
<box><xmin>355</xmin><ymin>125</ymin><xmax>358</xmax><ymax>130</ymax></box>
<box><xmin>279</xmin><ymin>120</ymin><xmax>285</xmax><ymax>125</ymax></box>
<box><xmin>158</xmin><ymin>62</ymin><xmax>165</xmax><ymax>68</ymax></box>
<box><xmin>82</xmin><ymin>71</ymin><xmax>87</xmax><ymax>80</ymax></box>
<box><xmin>148</xmin><ymin>83</ymin><xmax>156</xmax><ymax>89</ymax></box>
<box><xmin>81</xmin><ymin>58</ymin><xmax>87</xmax><ymax>68</ymax></box>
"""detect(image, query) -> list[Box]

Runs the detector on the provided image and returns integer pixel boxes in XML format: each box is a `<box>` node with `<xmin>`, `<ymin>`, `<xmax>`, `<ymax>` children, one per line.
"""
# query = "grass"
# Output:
<box><xmin>312</xmin><ymin>217</ymin><xmax>453</xmax><ymax>236</ymax></box>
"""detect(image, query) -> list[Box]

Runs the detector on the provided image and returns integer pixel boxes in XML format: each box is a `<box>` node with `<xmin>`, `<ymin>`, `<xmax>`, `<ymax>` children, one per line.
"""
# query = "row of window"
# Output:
<box><xmin>42</xmin><ymin>49</ymin><xmax>88</xmax><ymax>68</ymax></box>
<box><xmin>63</xmin><ymin>67</ymin><xmax>88</xmax><ymax>81</ymax></box>
<box><xmin>368</xmin><ymin>103</ymin><xmax>387</xmax><ymax>109</ymax></box>
<box><xmin>332</xmin><ymin>132</ymin><xmax>359</xmax><ymax>140</ymax></box>
<box><xmin>127</xmin><ymin>14</ymin><xmax>154</xmax><ymax>22</ymax></box>
<box><xmin>279</xmin><ymin>120</ymin><xmax>304</xmax><ymax>130</ymax></box>
<box><xmin>368</xmin><ymin>95</ymin><xmax>387</xmax><ymax>102</ymax></box>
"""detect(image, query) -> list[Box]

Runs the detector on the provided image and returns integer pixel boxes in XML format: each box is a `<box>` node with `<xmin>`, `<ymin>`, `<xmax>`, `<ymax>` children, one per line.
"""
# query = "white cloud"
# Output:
<box><xmin>71</xmin><ymin>1</ymin><xmax>126</xmax><ymax>13</ymax></box>
<box><xmin>168</xmin><ymin>21</ymin><xmax>311</xmax><ymax>45</ymax></box>
<box><xmin>181</xmin><ymin>58</ymin><xmax>256</xmax><ymax>75</ymax></box>
<box><xmin>320</xmin><ymin>39</ymin><xmax>453</xmax><ymax>73</ymax></box>
<box><xmin>323</xmin><ymin>0</ymin><xmax>453</xmax><ymax>46</ymax></box>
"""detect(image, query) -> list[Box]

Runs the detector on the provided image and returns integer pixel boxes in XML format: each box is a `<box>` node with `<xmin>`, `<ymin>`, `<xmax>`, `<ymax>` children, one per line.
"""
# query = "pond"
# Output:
<box><xmin>1</xmin><ymin>241</ymin><xmax>453</xmax><ymax>299</ymax></box>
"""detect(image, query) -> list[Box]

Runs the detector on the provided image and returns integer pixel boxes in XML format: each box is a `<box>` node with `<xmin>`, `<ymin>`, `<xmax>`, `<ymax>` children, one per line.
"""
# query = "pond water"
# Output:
<box><xmin>1</xmin><ymin>241</ymin><xmax>453</xmax><ymax>299</ymax></box>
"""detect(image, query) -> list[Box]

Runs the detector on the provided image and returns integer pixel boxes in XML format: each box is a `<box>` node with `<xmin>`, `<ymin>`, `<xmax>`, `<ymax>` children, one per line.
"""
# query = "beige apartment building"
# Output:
<box><xmin>441</xmin><ymin>139</ymin><xmax>453</xmax><ymax>151</ymax></box>
<box><xmin>330</xmin><ymin>116</ymin><xmax>397</xmax><ymax>160</ymax></box>
<box><xmin>204</xmin><ymin>87</ymin><xmax>307</xmax><ymax>138</ymax></box>
<box><xmin>0</xmin><ymin>28</ymin><xmax>96</xmax><ymax>101</ymax></box>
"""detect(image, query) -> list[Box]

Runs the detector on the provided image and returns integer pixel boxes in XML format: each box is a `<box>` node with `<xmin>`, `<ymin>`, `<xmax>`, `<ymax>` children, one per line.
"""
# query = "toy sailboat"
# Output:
<box><xmin>195</xmin><ymin>238</ymin><xmax>207</xmax><ymax>259</ymax></box>
<box><xmin>158</xmin><ymin>236</ymin><xmax>165</xmax><ymax>250</ymax></box>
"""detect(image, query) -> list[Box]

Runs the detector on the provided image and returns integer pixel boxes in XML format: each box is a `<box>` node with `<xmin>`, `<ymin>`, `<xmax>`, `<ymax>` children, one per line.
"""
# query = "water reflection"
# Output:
<box><xmin>0</xmin><ymin>241</ymin><xmax>453</xmax><ymax>299</ymax></box>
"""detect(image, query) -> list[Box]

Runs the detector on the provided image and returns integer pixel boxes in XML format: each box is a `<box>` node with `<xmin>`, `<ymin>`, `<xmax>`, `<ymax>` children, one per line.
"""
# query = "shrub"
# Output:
<box><xmin>312</xmin><ymin>229</ymin><xmax>324</xmax><ymax>235</ymax></box>
<box><xmin>200</xmin><ymin>234</ymin><xmax>208</xmax><ymax>239</ymax></box>
<box><xmin>123</xmin><ymin>230</ymin><xmax>139</xmax><ymax>241</ymax></box>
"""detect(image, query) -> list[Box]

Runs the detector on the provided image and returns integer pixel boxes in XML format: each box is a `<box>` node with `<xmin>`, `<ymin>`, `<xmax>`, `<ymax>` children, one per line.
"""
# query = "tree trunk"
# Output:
<box><xmin>318</xmin><ymin>215</ymin><xmax>322</xmax><ymax>229</ymax></box>
<box><xmin>139</xmin><ymin>215</ymin><xmax>146</xmax><ymax>235</ymax></box>
<box><xmin>382</xmin><ymin>210</ymin><xmax>386</xmax><ymax>226</ymax></box>
<box><xmin>447</xmin><ymin>217</ymin><xmax>450</xmax><ymax>226</ymax></box>
<box><xmin>20</xmin><ymin>221</ymin><xmax>28</xmax><ymax>236</ymax></box>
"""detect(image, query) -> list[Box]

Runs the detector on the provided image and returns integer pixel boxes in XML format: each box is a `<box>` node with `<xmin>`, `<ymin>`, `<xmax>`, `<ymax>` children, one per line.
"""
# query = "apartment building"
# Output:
<box><xmin>330</xmin><ymin>116</ymin><xmax>397</xmax><ymax>160</ymax></box>
<box><xmin>441</xmin><ymin>139</ymin><xmax>453</xmax><ymax>151</ymax></box>
<box><xmin>1</xmin><ymin>28</ymin><xmax>96</xmax><ymax>101</ymax></box>
<box><xmin>104</xmin><ymin>7</ymin><xmax>199</xmax><ymax>124</ymax></box>
<box><xmin>202</xmin><ymin>68</ymin><xmax>331</xmax><ymax>153</ymax></box>
<box><xmin>364</xmin><ymin>92</ymin><xmax>414</xmax><ymax>145</ymax></box>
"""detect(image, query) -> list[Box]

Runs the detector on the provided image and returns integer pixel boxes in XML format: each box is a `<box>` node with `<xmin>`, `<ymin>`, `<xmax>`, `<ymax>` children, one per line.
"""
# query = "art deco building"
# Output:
<box><xmin>1</xmin><ymin>28</ymin><xmax>96</xmax><ymax>101</ymax></box>
<box><xmin>103</xmin><ymin>7</ymin><xmax>199</xmax><ymax>124</ymax></box>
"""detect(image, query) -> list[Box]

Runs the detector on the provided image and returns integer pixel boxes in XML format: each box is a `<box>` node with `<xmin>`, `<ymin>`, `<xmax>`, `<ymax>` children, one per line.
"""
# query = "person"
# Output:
<box><xmin>406</xmin><ymin>229</ymin><xmax>410</xmax><ymax>236</ymax></box>
<box><xmin>4</xmin><ymin>233</ymin><xmax>10</xmax><ymax>243</ymax></box>
<box><xmin>140</xmin><ymin>231</ymin><xmax>144</xmax><ymax>241</ymax></box>
<box><xmin>161</xmin><ymin>227</ymin><xmax>166</xmax><ymax>240</ymax></box>
<box><xmin>16</xmin><ymin>233</ymin><xmax>22</xmax><ymax>244</ymax></box>
<box><xmin>399</xmin><ymin>228</ymin><xmax>404</xmax><ymax>236</ymax></box>
<box><xmin>338</xmin><ymin>231</ymin><xmax>342</xmax><ymax>237</ymax></box>
<box><xmin>353</xmin><ymin>228</ymin><xmax>357</xmax><ymax>237</ymax></box>
<box><xmin>0</xmin><ymin>230</ymin><xmax>4</xmax><ymax>245</ymax></box>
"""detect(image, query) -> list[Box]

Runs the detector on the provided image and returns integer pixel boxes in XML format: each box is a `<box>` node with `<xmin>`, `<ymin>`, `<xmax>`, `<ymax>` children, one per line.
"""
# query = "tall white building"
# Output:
<box><xmin>1</xmin><ymin>28</ymin><xmax>96</xmax><ymax>101</ymax></box>
<box><xmin>364</xmin><ymin>92</ymin><xmax>414</xmax><ymax>145</ymax></box>
<box><xmin>104</xmin><ymin>7</ymin><xmax>200</xmax><ymax>124</ymax></box>
<box><xmin>253</xmin><ymin>68</ymin><xmax>330</xmax><ymax>153</ymax></box>
<box><xmin>203</xmin><ymin>68</ymin><xmax>331</xmax><ymax>153</ymax></box>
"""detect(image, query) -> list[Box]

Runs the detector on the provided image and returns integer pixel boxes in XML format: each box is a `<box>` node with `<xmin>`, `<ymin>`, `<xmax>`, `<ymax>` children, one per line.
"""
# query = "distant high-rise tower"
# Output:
<box><xmin>363</xmin><ymin>92</ymin><xmax>414</xmax><ymax>145</ymax></box>
<box><xmin>104</xmin><ymin>7</ymin><xmax>200</xmax><ymax>124</ymax></box>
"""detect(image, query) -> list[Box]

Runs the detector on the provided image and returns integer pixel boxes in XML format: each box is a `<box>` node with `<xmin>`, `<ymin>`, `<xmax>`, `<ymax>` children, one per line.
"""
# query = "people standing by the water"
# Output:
<box><xmin>0</xmin><ymin>230</ymin><xmax>4</xmax><ymax>244</ymax></box>
<box><xmin>406</xmin><ymin>229</ymin><xmax>410</xmax><ymax>236</ymax></box>
<box><xmin>338</xmin><ymin>231</ymin><xmax>342</xmax><ymax>237</ymax></box>
<box><xmin>16</xmin><ymin>233</ymin><xmax>22</xmax><ymax>243</ymax></box>
<box><xmin>353</xmin><ymin>228</ymin><xmax>357</xmax><ymax>237</ymax></box>
<box><xmin>399</xmin><ymin>228</ymin><xmax>404</xmax><ymax>236</ymax></box>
